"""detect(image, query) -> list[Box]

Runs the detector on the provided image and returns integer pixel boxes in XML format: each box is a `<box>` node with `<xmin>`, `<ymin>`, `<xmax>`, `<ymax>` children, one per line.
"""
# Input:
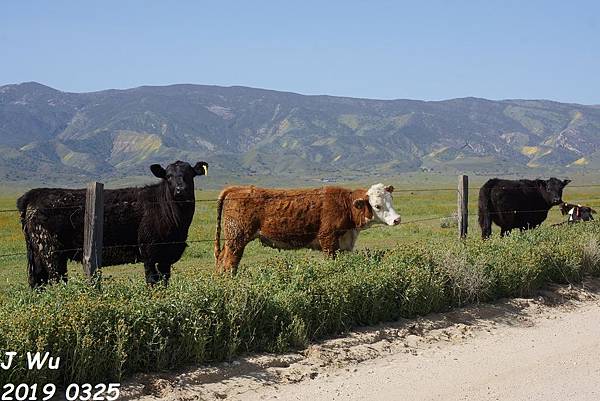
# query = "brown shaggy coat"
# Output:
<box><xmin>214</xmin><ymin>186</ymin><xmax>374</xmax><ymax>273</ymax></box>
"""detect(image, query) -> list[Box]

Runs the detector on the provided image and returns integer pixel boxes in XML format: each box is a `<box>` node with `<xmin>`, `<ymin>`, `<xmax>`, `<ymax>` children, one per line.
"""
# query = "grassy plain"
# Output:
<box><xmin>2</xmin><ymin>173</ymin><xmax>600</xmax><ymax>385</ymax></box>
<box><xmin>1</xmin><ymin>173</ymin><xmax>600</xmax><ymax>291</ymax></box>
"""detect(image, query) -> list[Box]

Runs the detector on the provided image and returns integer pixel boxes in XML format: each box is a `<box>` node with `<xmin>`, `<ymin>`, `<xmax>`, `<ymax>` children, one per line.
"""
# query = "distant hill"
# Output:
<box><xmin>1</xmin><ymin>82</ymin><xmax>599</xmax><ymax>184</ymax></box>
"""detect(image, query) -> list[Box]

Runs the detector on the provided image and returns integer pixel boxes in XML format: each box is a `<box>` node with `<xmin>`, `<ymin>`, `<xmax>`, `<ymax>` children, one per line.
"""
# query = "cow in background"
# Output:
<box><xmin>478</xmin><ymin>178</ymin><xmax>571</xmax><ymax>238</ymax></box>
<box><xmin>17</xmin><ymin>160</ymin><xmax>208</xmax><ymax>288</ymax></box>
<box><xmin>214</xmin><ymin>184</ymin><xmax>401</xmax><ymax>274</ymax></box>
<box><xmin>560</xmin><ymin>203</ymin><xmax>596</xmax><ymax>222</ymax></box>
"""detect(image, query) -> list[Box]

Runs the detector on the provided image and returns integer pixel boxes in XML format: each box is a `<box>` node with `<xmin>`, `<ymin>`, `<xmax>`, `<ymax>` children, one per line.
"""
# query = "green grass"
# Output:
<box><xmin>1</xmin><ymin>223</ymin><xmax>600</xmax><ymax>386</ymax></box>
<box><xmin>4</xmin><ymin>177</ymin><xmax>599</xmax><ymax>290</ymax></box>
<box><xmin>1</xmin><ymin>176</ymin><xmax>600</xmax><ymax>385</ymax></box>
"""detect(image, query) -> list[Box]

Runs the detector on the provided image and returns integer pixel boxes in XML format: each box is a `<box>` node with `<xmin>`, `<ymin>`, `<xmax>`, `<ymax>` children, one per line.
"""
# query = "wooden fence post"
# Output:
<box><xmin>83</xmin><ymin>182</ymin><xmax>104</xmax><ymax>279</ymax></box>
<box><xmin>458</xmin><ymin>175</ymin><xmax>468</xmax><ymax>239</ymax></box>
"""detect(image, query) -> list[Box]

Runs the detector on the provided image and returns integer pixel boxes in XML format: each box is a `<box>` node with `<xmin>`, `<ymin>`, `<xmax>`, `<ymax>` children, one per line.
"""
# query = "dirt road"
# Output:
<box><xmin>123</xmin><ymin>281</ymin><xmax>600</xmax><ymax>401</ymax></box>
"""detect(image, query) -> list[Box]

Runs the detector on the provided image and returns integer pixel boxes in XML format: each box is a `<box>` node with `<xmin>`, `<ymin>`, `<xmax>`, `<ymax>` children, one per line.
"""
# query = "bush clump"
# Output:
<box><xmin>0</xmin><ymin>222</ymin><xmax>599</xmax><ymax>385</ymax></box>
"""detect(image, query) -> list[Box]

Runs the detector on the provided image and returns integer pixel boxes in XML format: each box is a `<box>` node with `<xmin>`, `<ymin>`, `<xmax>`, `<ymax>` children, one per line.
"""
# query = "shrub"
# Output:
<box><xmin>0</xmin><ymin>222</ymin><xmax>599</xmax><ymax>385</ymax></box>
<box><xmin>436</xmin><ymin>249</ymin><xmax>491</xmax><ymax>305</ymax></box>
<box><xmin>582</xmin><ymin>236</ymin><xmax>600</xmax><ymax>275</ymax></box>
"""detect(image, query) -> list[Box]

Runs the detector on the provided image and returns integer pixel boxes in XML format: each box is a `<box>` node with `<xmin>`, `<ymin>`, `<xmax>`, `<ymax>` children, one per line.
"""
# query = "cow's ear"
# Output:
<box><xmin>563</xmin><ymin>179</ymin><xmax>572</xmax><ymax>187</ymax></box>
<box><xmin>385</xmin><ymin>185</ymin><xmax>394</xmax><ymax>193</ymax></box>
<box><xmin>193</xmin><ymin>161</ymin><xmax>208</xmax><ymax>176</ymax></box>
<box><xmin>592</xmin><ymin>208</ymin><xmax>598</xmax><ymax>214</ymax></box>
<box><xmin>150</xmin><ymin>164</ymin><xmax>166</xmax><ymax>179</ymax></box>
<box><xmin>353</xmin><ymin>199</ymin><xmax>367</xmax><ymax>209</ymax></box>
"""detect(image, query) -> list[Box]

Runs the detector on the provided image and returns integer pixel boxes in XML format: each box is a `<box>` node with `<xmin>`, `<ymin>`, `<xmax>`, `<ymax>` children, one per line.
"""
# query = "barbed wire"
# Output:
<box><xmin>1</xmin><ymin>182</ymin><xmax>599</xmax><ymax>214</ymax></box>
<box><xmin>0</xmin><ymin>213</ymin><xmax>457</xmax><ymax>259</ymax></box>
<box><xmin>0</xmin><ymin>178</ymin><xmax>597</xmax><ymax>260</ymax></box>
<box><xmin>0</xmin><ymin>252</ymin><xmax>28</xmax><ymax>258</ymax></box>
<box><xmin>0</xmin><ymin>204</ymin><xmax>594</xmax><ymax>260</ymax></box>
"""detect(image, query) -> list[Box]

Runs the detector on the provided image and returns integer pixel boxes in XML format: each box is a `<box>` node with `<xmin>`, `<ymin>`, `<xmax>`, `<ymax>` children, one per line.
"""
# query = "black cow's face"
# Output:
<box><xmin>539</xmin><ymin>178</ymin><xmax>570</xmax><ymax>206</ymax></box>
<box><xmin>150</xmin><ymin>160</ymin><xmax>208</xmax><ymax>200</ymax></box>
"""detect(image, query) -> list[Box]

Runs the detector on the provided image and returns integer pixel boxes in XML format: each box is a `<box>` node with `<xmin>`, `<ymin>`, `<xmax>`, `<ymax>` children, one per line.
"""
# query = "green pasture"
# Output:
<box><xmin>2</xmin><ymin>174</ymin><xmax>600</xmax><ymax>385</ymax></box>
<box><xmin>1</xmin><ymin>174</ymin><xmax>599</xmax><ymax>292</ymax></box>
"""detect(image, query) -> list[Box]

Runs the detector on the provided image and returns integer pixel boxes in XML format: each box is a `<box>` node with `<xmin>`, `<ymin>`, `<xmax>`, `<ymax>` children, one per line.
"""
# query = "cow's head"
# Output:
<box><xmin>360</xmin><ymin>183</ymin><xmax>401</xmax><ymax>226</ymax></box>
<box><xmin>580</xmin><ymin>206</ymin><xmax>597</xmax><ymax>221</ymax></box>
<box><xmin>538</xmin><ymin>178</ymin><xmax>570</xmax><ymax>206</ymax></box>
<box><xmin>150</xmin><ymin>160</ymin><xmax>208</xmax><ymax>200</ymax></box>
<box><xmin>560</xmin><ymin>202</ymin><xmax>596</xmax><ymax>222</ymax></box>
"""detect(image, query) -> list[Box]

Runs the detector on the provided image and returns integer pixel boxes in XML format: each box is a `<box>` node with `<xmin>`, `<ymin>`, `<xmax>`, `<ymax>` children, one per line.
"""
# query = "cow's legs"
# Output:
<box><xmin>28</xmin><ymin>249</ymin><xmax>49</xmax><ymax>289</ymax></box>
<box><xmin>157</xmin><ymin>263</ymin><xmax>172</xmax><ymax>285</ymax></box>
<box><xmin>319</xmin><ymin>234</ymin><xmax>340</xmax><ymax>258</ymax></box>
<box><xmin>144</xmin><ymin>262</ymin><xmax>161</xmax><ymax>285</ymax></box>
<box><xmin>500</xmin><ymin>228</ymin><xmax>510</xmax><ymax>237</ymax></box>
<box><xmin>217</xmin><ymin>240</ymin><xmax>247</xmax><ymax>275</ymax></box>
<box><xmin>26</xmin><ymin>227</ymin><xmax>66</xmax><ymax>288</ymax></box>
<box><xmin>47</xmin><ymin>253</ymin><xmax>68</xmax><ymax>284</ymax></box>
<box><xmin>338</xmin><ymin>230</ymin><xmax>359</xmax><ymax>251</ymax></box>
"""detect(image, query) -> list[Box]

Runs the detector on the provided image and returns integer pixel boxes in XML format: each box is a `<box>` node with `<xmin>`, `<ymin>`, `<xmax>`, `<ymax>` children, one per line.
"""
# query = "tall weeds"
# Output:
<box><xmin>0</xmin><ymin>222</ymin><xmax>599</xmax><ymax>385</ymax></box>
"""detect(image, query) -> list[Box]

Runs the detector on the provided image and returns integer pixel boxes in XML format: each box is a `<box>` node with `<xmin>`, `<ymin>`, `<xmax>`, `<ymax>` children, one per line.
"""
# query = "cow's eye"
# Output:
<box><xmin>375</xmin><ymin>205</ymin><xmax>382</xmax><ymax>210</ymax></box>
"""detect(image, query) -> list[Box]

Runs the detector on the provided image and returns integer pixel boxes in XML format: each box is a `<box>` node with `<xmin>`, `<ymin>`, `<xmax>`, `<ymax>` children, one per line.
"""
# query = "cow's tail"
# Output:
<box><xmin>16</xmin><ymin>192</ymin><xmax>38</xmax><ymax>288</ymax></box>
<box><xmin>214</xmin><ymin>189</ymin><xmax>228</xmax><ymax>262</ymax></box>
<box><xmin>478</xmin><ymin>183</ymin><xmax>493</xmax><ymax>239</ymax></box>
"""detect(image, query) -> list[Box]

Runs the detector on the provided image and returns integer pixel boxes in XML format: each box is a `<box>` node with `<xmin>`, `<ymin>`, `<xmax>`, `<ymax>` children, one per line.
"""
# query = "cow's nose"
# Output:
<box><xmin>393</xmin><ymin>217</ymin><xmax>401</xmax><ymax>225</ymax></box>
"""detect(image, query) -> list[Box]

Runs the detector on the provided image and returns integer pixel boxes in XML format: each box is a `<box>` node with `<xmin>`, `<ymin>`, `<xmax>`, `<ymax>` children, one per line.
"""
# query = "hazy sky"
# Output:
<box><xmin>1</xmin><ymin>0</ymin><xmax>599</xmax><ymax>103</ymax></box>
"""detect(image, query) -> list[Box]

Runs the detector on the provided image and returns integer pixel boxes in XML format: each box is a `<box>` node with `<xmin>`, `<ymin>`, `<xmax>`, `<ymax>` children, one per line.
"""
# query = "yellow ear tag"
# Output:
<box><xmin>202</xmin><ymin>165</ymin><xmax>208</xmax><ymax>175</ymax></box>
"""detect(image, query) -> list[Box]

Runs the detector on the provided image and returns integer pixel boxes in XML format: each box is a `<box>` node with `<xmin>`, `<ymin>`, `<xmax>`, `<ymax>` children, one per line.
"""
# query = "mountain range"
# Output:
<box><xmin>1</xmin><ymin>82</ymin><xmax>599</xmax><ymax>184</ymax></box>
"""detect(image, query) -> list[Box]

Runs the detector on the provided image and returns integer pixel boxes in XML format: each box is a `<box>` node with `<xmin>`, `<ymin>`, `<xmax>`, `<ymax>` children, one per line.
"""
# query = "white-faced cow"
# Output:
<box><xmin>214</xmin><ymin>183</ymin><xmax>401</xmax><ymax>274</ymax></box>
<box><xmin>560</xmin><ymin>203</ymin><xmax>596</xmax><ymax>222</ymax></box>
<box><xmin>17</xmin><ymin>160</ymin><xmax>208</xmax><ymax>288</ymax></box>
<box><xmin>478</xmin><ymin>177</ymin><xmax>570</xmax><ymax>239</ymax></box>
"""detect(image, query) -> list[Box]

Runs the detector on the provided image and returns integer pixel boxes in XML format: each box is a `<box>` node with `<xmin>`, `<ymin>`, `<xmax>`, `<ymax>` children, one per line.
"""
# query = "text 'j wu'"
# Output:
<box><xmin>1</xmin><ymin>352</ymin><xmax>60</xmax><ymax>370</ymax></box>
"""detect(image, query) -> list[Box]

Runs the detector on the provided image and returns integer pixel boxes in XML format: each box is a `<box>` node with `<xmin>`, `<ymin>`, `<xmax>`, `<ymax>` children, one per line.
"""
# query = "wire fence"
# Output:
<box><xmin>0</xmin><ymin>180</ymin><xmax>598</xmax><ymax>260</ymax></box>
<box><xmin>0</xmin><ymin>182</ymin><xmax>598</xmax><ymax>214</ymax></box>
<box><xmin>0</xmin><ymin>213</ymin><xmax>460</xmax><ymax>259</ymax></box>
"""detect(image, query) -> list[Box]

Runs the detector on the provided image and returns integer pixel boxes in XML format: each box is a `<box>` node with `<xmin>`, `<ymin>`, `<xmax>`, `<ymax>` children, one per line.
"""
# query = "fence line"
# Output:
<box><xmin>0</xmin><ymin>204</ymin><xmax>593</xmax><ymax>261</ymax></box>
<box><xmin>1</xmin><ymin>182</ymin><xmax>599</xmax><ymax>214</ymax></box>
<box><xmin>1</xmin><ymin>200</ymin><xmax>592</xmax><ymax>219</ymax></box>
<box><xmin>1</xmin><ymin>175</ymin><xmax>599</xmax><ymax>263</ymax></box>
<box><xmin>0</xmin><ymin>213</ymin><xmax>459</xmax><ymax>260</ymax></box>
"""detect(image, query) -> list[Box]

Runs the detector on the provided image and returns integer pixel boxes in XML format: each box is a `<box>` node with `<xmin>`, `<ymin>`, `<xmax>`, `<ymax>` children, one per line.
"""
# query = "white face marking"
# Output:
<box><xmin>366</xmin><ymin>183</ymin><xmax>401</xmax><ymax>226</ymax></box>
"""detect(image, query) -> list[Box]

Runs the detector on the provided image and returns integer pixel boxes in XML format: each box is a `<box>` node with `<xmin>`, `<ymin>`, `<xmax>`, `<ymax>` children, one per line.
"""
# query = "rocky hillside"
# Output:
<box><xmin>1</xmin><ymin>82</ymin><xmax>599</xmax><ymax>183</ymax></box>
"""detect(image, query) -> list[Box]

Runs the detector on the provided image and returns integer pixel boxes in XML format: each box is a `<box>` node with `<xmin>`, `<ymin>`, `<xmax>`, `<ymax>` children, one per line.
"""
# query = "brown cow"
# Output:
<box><xmin>214</xmin><ymin>184</ymin><xmax>401</xmax><ymax>273</ymax></box>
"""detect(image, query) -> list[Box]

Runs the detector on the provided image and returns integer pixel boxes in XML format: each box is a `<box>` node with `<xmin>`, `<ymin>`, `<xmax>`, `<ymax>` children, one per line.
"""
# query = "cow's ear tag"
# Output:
<box><xmin>353</xmin><ymin>199</ymin><xmax>366</xmax><ymax>209</ymax></box>
<box><xmin>193</xmin><ymin>161</ymin><xmax>209</xmax><ymax>176</ymax></box>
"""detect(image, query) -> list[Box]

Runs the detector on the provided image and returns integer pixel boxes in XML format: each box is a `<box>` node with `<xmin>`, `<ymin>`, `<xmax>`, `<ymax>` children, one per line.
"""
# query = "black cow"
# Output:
<box><xmin>478</xmin><ymin>178</ymin><xmax>570</xmax><ymax>239</ymax></box>
<box><xmin>17</xmin><ymin>160</ymin><xmax>208</xmax><ymax>288</ymax></box>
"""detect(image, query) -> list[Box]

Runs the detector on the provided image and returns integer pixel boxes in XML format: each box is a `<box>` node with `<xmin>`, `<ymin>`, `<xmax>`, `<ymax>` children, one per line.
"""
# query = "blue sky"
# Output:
<box><xmin>1</xmin><ymin>0</ymin><xmax>599</xmax><ymax>103</ymax></box>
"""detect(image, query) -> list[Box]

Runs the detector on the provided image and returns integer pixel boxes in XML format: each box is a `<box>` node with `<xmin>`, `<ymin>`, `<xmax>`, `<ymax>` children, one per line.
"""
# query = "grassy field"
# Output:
<box><xmin>1</xmin><ymin>174</ymin><xmax>600</xmax><ymax>385</ymax></box>
<box><xmin>1</xmin><ymin>174</ymin><xmax>599</xmax><ymax>291</ymax></box>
